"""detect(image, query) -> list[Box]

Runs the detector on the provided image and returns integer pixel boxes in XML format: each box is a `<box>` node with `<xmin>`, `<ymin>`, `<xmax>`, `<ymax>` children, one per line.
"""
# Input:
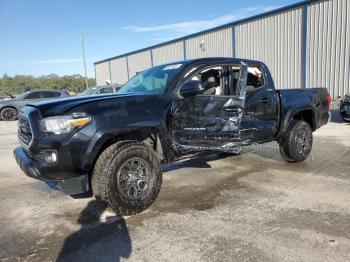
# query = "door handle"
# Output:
<box><xmin>259</xmin><ymin>98</ymin><xmax>271</xmax><ymax>104</ymax></box>
<box><xmin>223</xmin><ymin>107</ymin><xmax>242</xmax><ymax>113</ymax></box>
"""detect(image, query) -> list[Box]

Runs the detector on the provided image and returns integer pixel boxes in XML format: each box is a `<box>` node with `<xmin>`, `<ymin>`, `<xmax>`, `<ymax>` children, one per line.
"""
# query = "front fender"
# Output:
<box><xmin>80</xmin><ymin>123</ymin><xmax>173</xmax><ymax>172</ymax></box>
<box><xmin>81</xmin><ymin>126</ymin><xmax>148</xmax><ymax>171</ymax></box>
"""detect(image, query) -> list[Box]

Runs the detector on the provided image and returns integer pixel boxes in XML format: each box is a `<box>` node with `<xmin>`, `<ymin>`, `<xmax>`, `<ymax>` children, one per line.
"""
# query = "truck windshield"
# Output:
<box><xmin>117</xmin><ymin>64</ymin><xmax>183</xmax><ymax>94</ymax></box>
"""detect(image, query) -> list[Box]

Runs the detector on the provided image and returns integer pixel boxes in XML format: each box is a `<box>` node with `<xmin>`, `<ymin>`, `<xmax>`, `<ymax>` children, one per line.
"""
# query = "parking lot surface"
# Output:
<box><xmin>0</xmin><ymin>112</ymin><xmax>349</xmax><ymax>262</ymax></box>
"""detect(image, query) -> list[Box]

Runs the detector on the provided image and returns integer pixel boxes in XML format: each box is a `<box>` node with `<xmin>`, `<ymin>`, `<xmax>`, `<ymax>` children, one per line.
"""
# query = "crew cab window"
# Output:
<box><xmin>24</xmin><ymin>92</ymin><xmax>41</xmax><ymax>99</ymax></box>
<box><xmin>97</xmin><ymin>87</ymin><xmax>113</xmax><ymax>94</ymax></box>
<box><xmin>188</xmin><ymin>66</ymin><xmax>223</xmax><ymax>96</ymax></box>
<box><xmin>246</xmin><ymin>66</ymin><xmax>264</xmax><ymax>91</ymax></box>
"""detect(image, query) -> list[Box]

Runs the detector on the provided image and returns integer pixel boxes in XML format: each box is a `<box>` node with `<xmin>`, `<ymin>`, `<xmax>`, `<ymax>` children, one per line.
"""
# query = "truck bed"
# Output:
<box><xmin>277</xmin><ymin>88</ymin><xmax>330</xmax><ymax>131</ymax></box>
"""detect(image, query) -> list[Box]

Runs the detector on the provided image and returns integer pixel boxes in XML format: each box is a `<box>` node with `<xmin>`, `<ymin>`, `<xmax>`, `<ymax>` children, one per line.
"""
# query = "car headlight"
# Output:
<box><xmin>40</xmin><ymin>113</ymin><xmax>92</xmax><ymax>135</ymax></box>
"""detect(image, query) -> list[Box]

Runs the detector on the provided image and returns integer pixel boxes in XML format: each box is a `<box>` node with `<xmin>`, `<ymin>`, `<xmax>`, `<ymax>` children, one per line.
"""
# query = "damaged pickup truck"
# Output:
<box><xmin>14</xmin><ymin>58</ymin><xmax>331</xmax><ymax>215</ymax></box>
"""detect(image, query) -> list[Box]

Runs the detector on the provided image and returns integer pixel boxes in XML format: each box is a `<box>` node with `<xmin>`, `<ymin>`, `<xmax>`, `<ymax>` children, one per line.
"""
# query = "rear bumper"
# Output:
<box><xmin>14</xmin><ymin>147</ymin><xmax>89</xmax><ymax>195</ymax></box>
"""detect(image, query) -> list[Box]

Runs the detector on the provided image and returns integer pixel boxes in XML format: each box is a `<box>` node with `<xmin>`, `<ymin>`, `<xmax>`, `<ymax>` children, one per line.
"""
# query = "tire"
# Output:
<box><xmin>279</xmin><ymin>120</ymin><xmax>313</xmax><ymax>163</ymax></box>
<box><xmin>91</xmin><ymin>140</ymin><xmax>162</xmax><ymax>216</ymax></box>
<box><xmin>0</xmin><ymin>107</ymin><xmax>18</xmax><ymax>121</ymax></box>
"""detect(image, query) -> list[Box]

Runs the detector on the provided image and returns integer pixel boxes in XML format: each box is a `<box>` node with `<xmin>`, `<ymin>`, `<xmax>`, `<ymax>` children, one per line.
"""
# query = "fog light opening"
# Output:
<box><xmin>44</xmin><ymin>151</ymin><xmax>57</xmax><ymax>164</ymax></box>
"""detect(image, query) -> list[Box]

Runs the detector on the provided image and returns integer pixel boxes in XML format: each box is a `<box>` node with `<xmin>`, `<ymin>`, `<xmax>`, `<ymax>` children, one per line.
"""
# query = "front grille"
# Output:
<box><xmin>18</xmin><ymin>114</ymin><xmax>32</xmax><ymax>145</ymax></box>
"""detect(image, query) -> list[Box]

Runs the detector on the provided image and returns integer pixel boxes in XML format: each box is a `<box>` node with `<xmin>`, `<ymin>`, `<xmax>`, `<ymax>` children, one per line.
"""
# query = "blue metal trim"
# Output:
<box><xmin>108</xmin><ymin>60</ymin><xmax>112</xmax><ymax>83</ymax></box>
<box><xmin>301</xmin><ymin>4</ymin><xmax>308</xmax><ymax>89</ymax></box>
<box><xmin>94</xmin><ymin>65</ymin><xmax>97</xmax><ymax>83</ymax></box>
<box><xmin>232</xmin><ymin>26</ymin><xmax>236</xmax><ymax>58</ymax></box>
<box><xmin>126</xmin><ymin>56</ymin><xmax>130</xmax><ymax>80</ymax></box>
<box><xmin>183</xmin><ymin>39</ymin><xmax>187</xmax><ymax>60</ymax></box>
<box><xmin>94</xmin><ymin>0</ymin><xmax>320</xmax><ymax>65</ymax></box>
<box><xmin>150</xmin><ymin>49</ymin><xmax>154</xmax><ymax>67</ymax></box>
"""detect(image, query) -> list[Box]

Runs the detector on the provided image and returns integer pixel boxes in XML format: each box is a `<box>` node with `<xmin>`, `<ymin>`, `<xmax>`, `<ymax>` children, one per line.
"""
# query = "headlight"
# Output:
<box><xmin>40</xmin><ymin>113</ymin><xmax>91</xmax><ymax>135</ymax></box>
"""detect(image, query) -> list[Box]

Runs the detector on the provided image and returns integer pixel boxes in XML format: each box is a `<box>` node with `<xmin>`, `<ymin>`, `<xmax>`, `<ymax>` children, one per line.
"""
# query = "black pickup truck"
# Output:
<box><xmin>14</xmin><ymin>58</ymin><xmax>330</xmax><ymax>215</ymax></box>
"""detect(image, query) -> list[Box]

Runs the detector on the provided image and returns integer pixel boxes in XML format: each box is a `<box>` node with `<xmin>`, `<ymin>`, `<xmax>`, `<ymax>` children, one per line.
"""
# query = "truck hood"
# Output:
<box><xmin>28</xmin><ymin>93</ymin><xmax>157</xmax><ymax>117</ymax></box>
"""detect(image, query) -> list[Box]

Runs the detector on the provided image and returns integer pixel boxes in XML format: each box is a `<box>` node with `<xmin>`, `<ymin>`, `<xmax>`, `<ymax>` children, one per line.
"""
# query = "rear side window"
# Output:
<box><xmin>41</xmin><ymin>91</ymin><xmax>62</xmax><ymax>98</ymax></box>
<box><xmin>246</xmin><ymin>66</ymin><xmax>264</xmax><ymax>90</ymax></box>
<box><xmin>24</xmin><ymin>92</ymin><xmax>41</xmax><ymax>99</ymax></box>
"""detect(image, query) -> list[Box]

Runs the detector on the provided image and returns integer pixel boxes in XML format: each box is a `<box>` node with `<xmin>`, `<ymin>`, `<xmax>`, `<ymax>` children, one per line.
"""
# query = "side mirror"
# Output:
<box><xmin>245</xmin><ymin>85</ymin><xmax>256</xmax><ymax>92</ymax></box>
<box><xmin>180</xmin><ymin>80</ymin><xmax>205</xmax><ymax>97</ymax></box>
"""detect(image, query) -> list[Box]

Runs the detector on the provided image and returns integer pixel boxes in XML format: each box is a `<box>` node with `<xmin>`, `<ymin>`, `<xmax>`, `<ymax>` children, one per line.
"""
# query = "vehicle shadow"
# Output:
<box><xmin>56</xmin><ymin>198</ymin><xmax>131</xmax><ymax>262</ymax></box>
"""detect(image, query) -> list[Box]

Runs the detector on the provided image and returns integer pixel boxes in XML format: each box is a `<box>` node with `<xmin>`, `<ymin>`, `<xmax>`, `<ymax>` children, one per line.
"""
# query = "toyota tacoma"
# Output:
<box><xmin>14</xmin><ymin>58</ymin><xmax>331</xmax><ymax>215</ymax></box>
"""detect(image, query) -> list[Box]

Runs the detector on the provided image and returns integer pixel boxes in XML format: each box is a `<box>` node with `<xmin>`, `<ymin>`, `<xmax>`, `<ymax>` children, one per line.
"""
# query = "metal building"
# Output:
<box><xmin>94</xmin><ymin>0</ymin><xmax>350</xmax><ymax>99</ymax></box>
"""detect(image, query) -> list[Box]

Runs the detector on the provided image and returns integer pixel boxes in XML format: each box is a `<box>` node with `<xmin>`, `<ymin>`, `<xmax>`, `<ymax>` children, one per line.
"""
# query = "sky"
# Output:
<box><xmin>0</xmin><ymin>0</ymin><xmax>301</xmax><ymax>78</ymax></box>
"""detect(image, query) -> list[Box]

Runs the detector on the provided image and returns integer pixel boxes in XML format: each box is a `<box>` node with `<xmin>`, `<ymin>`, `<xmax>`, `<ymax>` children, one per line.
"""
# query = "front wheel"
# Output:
<box><xmin>0</xmin><ymin>107</ymin><xmax>18</xmax><ymax>121</ymax></box>
<box><xmin>91</xmin><ymin>141</ymin><xmax>162</xmax><ymax>216</ymax></box>
<box><xmin>279</xmin><ymin>120</ymin><xmax>313</xmax><ymax>163</ymax></box>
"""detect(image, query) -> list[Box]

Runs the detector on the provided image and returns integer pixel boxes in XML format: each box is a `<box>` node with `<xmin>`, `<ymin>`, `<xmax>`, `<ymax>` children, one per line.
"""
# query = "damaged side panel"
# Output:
<box><xmin>172</xmin><ymin>96</ymin><xmax>242</xmax><ymax>140</ymax></box>
<box><xmin>170</xmin><ymin>96</ymin><xmax>244</xmax><ymax>155</ymax></box>
<box><xmin>169</xmin><ymin>62</ymin><xmax>247</xmax><ymax>155</ymax></box>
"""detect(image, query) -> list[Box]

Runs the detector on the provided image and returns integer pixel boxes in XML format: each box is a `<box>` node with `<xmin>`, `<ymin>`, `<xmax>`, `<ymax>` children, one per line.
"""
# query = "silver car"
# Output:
<box><xmin>80</xmin><ymin>85</ymin><xmax>121</xmax><ymax>96</ymax></box>
<box><xmin>0</xmin><ymin>89</ymin><xmax>69</xmax><ymax>121</ymax></box>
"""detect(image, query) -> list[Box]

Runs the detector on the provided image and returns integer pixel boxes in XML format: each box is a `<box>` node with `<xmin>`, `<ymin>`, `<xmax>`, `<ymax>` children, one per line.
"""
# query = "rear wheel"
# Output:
<box><xmin>0</xmin><ymin>107</ymin><xmax>18</xmax><ymax>121</ymax></box>
<box><xmin>91</xmin><ymin>141</ymin><xmax>162</xmax><ymax>216</ymax></box>
<box><xmin>279</xmin><ymin>120</ymin><xmax>313</xmax><ymax>163</ymax></box>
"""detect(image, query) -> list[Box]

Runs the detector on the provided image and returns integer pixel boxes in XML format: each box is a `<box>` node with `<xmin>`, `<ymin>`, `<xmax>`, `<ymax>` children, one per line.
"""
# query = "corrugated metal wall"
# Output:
<box><xmin>127</xmin><ymin>50</ymin><xmax>152</xmax><ymax>78</ymax></box>
<box><xmin>110</xmin><ymin>57</ymin><xmax>128</xmax><ymax>84</ymax></box>
<box><xmin>94</xmin><ymin>0</ymin><xmax>349</xmax><ymax>97</ymax></box>
<box><xmin>152</xmin><ymin>41</ymin><xmax>185</xmax><ymax>66</ymax></box>
<box><xmin>185</xmin><ymin>27</ymin><xmax>233</xmax><ymax>59</ymax></box>
<box><xmin>236</xmin><ymin>7</ymin><xmax>303</xmax><ymax>90</ymax></box>
<box><xmin>95</xmin><ymin>61</ymin><xmax>110</xmax><ymax>86</ymax></box>
<box><xmin>307</xmin><ymin>0</ymin><xmax>350</xmax><ymax>98</ymax></box>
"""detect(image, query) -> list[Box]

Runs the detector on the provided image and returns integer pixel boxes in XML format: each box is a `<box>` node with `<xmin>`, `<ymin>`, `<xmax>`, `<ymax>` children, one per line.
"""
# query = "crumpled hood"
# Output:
<box><xmin>27</xmin><ymin>93</ymin><xmax>156</xmax><ymax>117</ymax></box>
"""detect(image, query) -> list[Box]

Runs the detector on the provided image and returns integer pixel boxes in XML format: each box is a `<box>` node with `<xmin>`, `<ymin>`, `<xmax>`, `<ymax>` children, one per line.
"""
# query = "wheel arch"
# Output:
<box><xmin>290</xmin><ymin>109</ymin><xmax>316</xmax><ymax>131</ymax></box>
<box><xmin>85</xmin><ymin>126</ymin><xmax>171</xmax><ymax>179</ymax></box>
<box><xmin>279</xmin><ymin>107</ymin><xmax>316</xmax><ymax>139</ymax></box>
<box><xmin>0</xmin><ymin>105</ymin><xmax>19</xmax><ymax>120</ymax></box>
<box><xmin>0</xmin><ymin>105</ymin><xmax>18</xmax><ymax>113</ymax></box>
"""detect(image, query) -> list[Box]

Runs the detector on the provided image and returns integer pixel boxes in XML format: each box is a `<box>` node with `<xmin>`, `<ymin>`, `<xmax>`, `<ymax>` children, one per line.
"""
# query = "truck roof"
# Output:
<box><xmin>159</xmin><ymin>57</ymin><xmax>266</xmax><ymax>68</ymax></box>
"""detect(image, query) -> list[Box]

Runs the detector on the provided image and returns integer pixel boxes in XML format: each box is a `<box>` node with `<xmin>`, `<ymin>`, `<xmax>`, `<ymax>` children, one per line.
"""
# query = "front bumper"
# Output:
<box><xmin>14</xmin><ymin>147</ymin><xmax>89</xmax><ymax>195</ymax></box>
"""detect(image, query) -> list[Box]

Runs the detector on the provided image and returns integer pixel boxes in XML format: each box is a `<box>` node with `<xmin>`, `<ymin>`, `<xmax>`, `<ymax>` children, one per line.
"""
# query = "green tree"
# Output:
<box><xmin>0</xmin><ymin>74</ymin><xmax>96</xmax><ymax>96</ymax></box>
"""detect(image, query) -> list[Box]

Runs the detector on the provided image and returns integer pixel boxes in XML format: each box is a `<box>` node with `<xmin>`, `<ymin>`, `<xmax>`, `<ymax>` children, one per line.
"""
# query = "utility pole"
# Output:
<box><xmin>80</xmin><ymin>36</ymin><xmax>89</xmax><ymax>89</ymax></box>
